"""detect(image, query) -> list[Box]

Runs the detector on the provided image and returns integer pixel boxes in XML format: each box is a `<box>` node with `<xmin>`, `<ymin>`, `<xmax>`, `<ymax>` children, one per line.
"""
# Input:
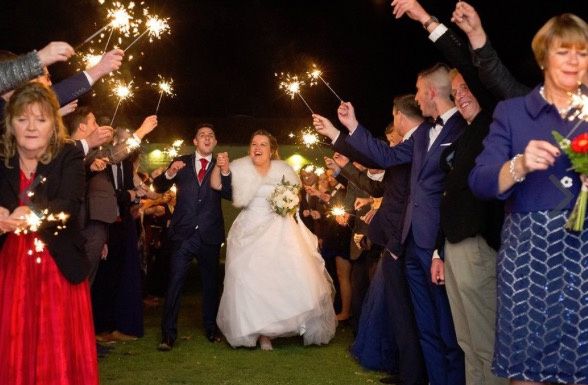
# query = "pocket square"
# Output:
<box><xmin>439</xmin><ymin>142</ymin><xmax>452</xmax><ymax>147</ymax></box>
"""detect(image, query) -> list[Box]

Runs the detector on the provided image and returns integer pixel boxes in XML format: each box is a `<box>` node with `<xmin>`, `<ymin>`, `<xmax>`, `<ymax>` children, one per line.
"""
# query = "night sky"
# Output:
<box><xmin>1</xmin><ymin>0</ymin><xmax>587</xmax><ymax>144</ymax></box>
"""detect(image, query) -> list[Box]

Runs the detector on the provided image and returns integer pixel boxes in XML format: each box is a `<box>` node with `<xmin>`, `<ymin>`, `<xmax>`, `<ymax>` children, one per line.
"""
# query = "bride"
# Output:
<box><xmin>211</xmin><ymin>130</ymin><xmax>336</xmax><ymax>350</ymax></box>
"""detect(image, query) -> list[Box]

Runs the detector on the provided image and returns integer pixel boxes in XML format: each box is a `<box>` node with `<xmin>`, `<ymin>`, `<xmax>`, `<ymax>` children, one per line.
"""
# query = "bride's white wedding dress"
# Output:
<box><xmin>217</xmin><ymin>157</ymin><xmax>336</xmax><ymax>347</ymax></box>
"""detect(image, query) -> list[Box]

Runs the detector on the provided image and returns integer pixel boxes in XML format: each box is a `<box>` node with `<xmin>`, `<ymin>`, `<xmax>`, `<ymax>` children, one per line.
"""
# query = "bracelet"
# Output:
<box><xmin>509</xmin><ymin>154</ymin><xmax>525</xmax><ymax>183</ymax></box>
<box><xmin>423</xmin><ymin>16</ymin><xmax>439</xmax><ymax>30</ymax></box>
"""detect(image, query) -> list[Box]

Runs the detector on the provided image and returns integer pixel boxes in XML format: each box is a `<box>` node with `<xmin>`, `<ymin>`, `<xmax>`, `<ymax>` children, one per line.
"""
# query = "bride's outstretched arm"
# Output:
<box><xmin>211</xmin><ymin>152</ymin><xmax>230</xmax><ymax>191</ymax></box>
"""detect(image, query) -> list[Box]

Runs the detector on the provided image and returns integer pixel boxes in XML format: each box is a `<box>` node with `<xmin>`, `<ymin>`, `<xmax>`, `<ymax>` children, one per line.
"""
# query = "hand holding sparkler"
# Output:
<box><xmin>37</xmin><ymin>42</ymin><xmax>75</xmax><ymax>66</ymax></box>
<box><xmin>312</xmin><ymin>114</ymin><xmax>339</xmax><ymax>141</ymax></box>
<box><xmin>0</xmin><ymin>206</ymin><xmax>24</xmax><ymax>234</ymax></box>
<box><xmin>135</xmin><ymin>115</ymin><xmax>158</xmax><ymax>139</ymax></box>
<box><xmin>307</xmin><ymin>64</ymin><xmax>343</xmax><ymax>102</ymax></box>
<box><xmin>90</xmin><ymin>157</ymin><xmax>109</xmax><ymax>172</ymax></box>
<box><xmin>451</xmin><ymin>1</ymin><xmax>486</xmax><ymax>48</ymax></box>
<box><xmin>332</xmin><ymin>152</ymin><xmax>350</xmax><ymax>168</ymax></box>
<box><xmin>86</xmin><ymin>48</ymin><xmax>124</xmax><ymax>81</ymax></box>
<box><xmin>166</xmin><ymin>161</ymin><xmax>187</xmax><ymax>179</ymax></box>
<box><xmin>58</xmin><ymin>99</ymin><xmax>78</xmax><ymax>117</ymax></box>
<box><xmin>337</xmin><ymin>102</ymin><xmax>359</xmax><ymax>133</ymax></box>
<box><xmin>323</xmin><ymin>156</ymin><xmax>341</xmax><ymax>174</ymax></box>
<box><xmin>86</xmin><ymin>125</ymin><xmax>114</xmax><ymax>150</ymax></box>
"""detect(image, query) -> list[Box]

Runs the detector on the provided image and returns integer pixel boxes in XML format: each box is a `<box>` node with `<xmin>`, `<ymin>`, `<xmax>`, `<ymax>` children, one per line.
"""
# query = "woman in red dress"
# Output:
<box><xmin>0</xmin><ymin>82</ymin><xmax>98</xmax><ymax>385</ymax></box>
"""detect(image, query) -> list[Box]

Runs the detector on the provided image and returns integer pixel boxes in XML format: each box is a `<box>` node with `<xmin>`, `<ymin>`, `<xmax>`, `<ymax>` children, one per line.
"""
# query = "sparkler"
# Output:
<box><xmin>79</xmin><ymin>49</ymin><xmax>103</xmax><ymax>70</ymax></box>
<box><xmin>565</xmin><ymin>92</ymin><xmax>588</xmax><ymax>139</ymax></box>
<box><xmin>15</xmin><ymin>210</ymin><xmax>70</xmax><ymax>235</ymax></box>
<box><xmin>314</xmin><ymin>167</ymin><xmax>325</xmax><ymax>176</ymax></box>
<box><xmin>149</xmin><ymin>76</ymin><xmax>175</xmax><ymax>113</ymax></box>
<box><xmin>164</xmin><ymin>139</ymin><xmax>183</xmax><ymax>159</ymax></box>
<box><xmin>277</xmin><ymin>73</ymin><xmax>314</xmax><ymax>114</ymax></box>
<box><xmin>307</xmin><ymin>64</ymin><xmax>343</xmax><ymax>102</ymax></box>
<box><xmin>123</xmin><ymin>14</ymin><xmax>170</xmax><ymax>52</ymax></box>
<box><xmin>77</xmin><ymin>3</ymin><xmax>135</xmax><ymax>50</ymax></box>
<box><xmin>110</xmin><ymin>80</ymin><xmax>135</xmax><ymax>126</ymax></box>
<box><xmin>330</xmin><ymin>206</ymin><xmax>347</xmax><ymax>217</ymax></box>
<box><xmin>293</xmin><ymin>127</ymin><xmax>329</xmax><ymax>148</ymax></box>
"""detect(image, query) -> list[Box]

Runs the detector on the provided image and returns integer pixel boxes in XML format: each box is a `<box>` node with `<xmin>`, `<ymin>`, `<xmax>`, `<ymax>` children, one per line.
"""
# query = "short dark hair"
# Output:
<box><xmin>393</xmin><ymin>94</ymin><xmax>423</xmax><ymax>120</ymax></box>
<box><xmin>194</xmin><ymin>123</ymin><xmax>215</xmax><ymax>138</ymax></box>
<box><xmin>63</xmin><ymin>106</ymin><xmax>92</xmax><ymax>136</ymax></box>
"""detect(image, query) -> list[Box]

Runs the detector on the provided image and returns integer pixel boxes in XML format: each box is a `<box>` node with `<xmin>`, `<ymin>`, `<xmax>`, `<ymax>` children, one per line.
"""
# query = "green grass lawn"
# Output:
<box><xmin>98</xmin><ymin>288</ymin><xmax>384</xmax><ymax>384</ymax></box>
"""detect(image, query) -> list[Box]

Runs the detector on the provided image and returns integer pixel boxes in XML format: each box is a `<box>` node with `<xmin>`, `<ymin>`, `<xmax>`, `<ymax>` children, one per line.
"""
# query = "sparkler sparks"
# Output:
<box><xmin>565</xmin><ymin>92</ymin><xmax>588</xmax><ymax>139</ymax></box>
<box><xmin>306</xmin><ymin>64</ymin><xmax>343</xmax><ymax>102</ymax></box>
<box><xmin>330</xmin><ymin>206</ymin><xmax>347</xmax><ymax>217</ymax></box>
<box><xmin>164</xmin><ymin>139</ymin><xmax>183</xmax><ymax>159</ymax></box>
<box><xmin>277</xmin><ymin>73</ymin><xmax>314</xmax><ymax>114</ymax></box>
<box><xmin>77</xmin><ymin>2</ymin><xmax>138</xmax><ymax>49</ymax></box>
<box><xmin>110</xmin><ymin>80</ymin><xmax>135</xmax><ymax>126</ymax></box>
<box><xmin>148</xmin><ymin>76</ymin><xmax>175</xmax><ymax>113</ymax></box>
<box><xmin>15</xmin><ymin>210</ymin><xmax>70</xmax><ymax>235</ymax></box>
<box><xmin>123</xmin><ymin>13</ymin><xmax>171</xmax><ymax>52</ymax></box>
<box><xmin>80</xmin><ymin>50</ymin><xmax>102</xmax><ymax>70</ymax></box>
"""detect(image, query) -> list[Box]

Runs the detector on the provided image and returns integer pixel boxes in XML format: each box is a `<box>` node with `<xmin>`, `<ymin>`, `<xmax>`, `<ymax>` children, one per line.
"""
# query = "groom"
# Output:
<box><xmin>154</xmin><ymin>123</ymin><xmax>232</xmax><ymax>351</ymax></box>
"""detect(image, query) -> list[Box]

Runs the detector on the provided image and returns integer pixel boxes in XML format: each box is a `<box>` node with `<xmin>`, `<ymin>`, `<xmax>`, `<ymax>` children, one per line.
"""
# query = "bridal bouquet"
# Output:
<box><xmin>268</xmin><ymin>176</ymin><xmax>301</xmax><ymax>221</ymax></box>
<box><xmin>552</xmin><ymin>92</ymin><xmax>588</xmax><ymax>231</ymax></box>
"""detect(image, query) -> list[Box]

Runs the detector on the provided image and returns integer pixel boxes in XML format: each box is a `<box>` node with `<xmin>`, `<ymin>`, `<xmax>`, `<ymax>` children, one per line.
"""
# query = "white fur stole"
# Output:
<box><xmin>230</xmin><ymin>156</ymin><xmax>300</xmax><ymax>208</ymax></box>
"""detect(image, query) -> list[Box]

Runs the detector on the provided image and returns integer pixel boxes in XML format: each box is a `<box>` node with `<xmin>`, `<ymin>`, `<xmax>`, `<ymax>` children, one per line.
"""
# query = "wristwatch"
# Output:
<box><xmin>423</xmin><ymin>16</ymin><xmax>439</xmax><ymax>30</ymax></box>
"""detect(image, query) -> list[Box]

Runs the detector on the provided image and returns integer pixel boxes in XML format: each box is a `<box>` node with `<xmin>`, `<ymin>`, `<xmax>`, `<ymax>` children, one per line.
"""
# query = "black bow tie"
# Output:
<box><xmin>434</xmin><ymin>117</ymin><xmax>444</xmax><ymax>127</ymax></box>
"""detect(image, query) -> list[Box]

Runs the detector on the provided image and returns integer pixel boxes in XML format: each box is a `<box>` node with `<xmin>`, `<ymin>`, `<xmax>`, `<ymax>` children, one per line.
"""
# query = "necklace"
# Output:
<box><xmin>540</xmin><ymin>86</ymin><xmax>578</xmax><ymax>117</ymax></box>
<box><xmin>19</xmin><ymin>158</ymin><xmax>37</xmax><ymax>179</ymax></box>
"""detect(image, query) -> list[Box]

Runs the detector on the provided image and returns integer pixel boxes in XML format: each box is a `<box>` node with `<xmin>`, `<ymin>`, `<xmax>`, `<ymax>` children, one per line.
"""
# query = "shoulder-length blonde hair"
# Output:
<box><xmin>532</xmin><ymin>13</ymin><xmax>588</xmax><ymax>69</ymax></box>
<box><xmin>1</xmin><ymin>82</ymin><xmax>70</xmax><ymax>167</ymax></box>
<box><xmin>250</xmin><ymin>129</ymin><xmax>280</xmax><ymax>160</ymax></box>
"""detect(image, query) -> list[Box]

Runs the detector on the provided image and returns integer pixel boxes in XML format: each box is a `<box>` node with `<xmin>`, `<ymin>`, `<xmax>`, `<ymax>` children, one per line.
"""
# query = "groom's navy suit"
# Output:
<box><xmin>345</xmin><ymin>115</ymin><xmax>466</xmax><ymax>385</ymax></box>
<box><xmin>154</xmin><ymin>153</ymin><xmax>232</xmax><ymax>343</ymax></box>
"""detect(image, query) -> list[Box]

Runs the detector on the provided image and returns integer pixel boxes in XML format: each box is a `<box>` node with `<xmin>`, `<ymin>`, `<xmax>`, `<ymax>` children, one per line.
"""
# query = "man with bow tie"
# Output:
<box><xmin>153</xmin><ymin>123</ymin><xmax>232</xmax><ymax>351</ymax></box>
<box><xmin>313</xmin><ymin>63</ymin><xmax>467</xmax><ymax>385</ymax></box>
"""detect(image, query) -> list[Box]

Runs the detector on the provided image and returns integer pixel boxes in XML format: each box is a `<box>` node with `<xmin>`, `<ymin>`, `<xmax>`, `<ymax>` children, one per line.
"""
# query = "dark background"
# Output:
<box><xmin>1</xmin><ymin>0</ymin><xmax>586</xmax><ymax>144</ymax></box>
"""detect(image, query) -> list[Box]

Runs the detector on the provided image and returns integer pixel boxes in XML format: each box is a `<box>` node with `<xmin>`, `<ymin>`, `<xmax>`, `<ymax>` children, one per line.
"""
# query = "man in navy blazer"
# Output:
<box><xmin>313</xmin><ymin>64</ymin><xmax>466</xmax><ymax>385</ymax></box>
<box><xmin>154</xmin><ymin>123</ymin><xmax>232</xmax><ymax>351</ymax></box>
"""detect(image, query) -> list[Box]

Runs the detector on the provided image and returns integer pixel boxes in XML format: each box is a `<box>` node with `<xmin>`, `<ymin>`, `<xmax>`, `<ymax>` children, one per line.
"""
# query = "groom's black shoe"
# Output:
<box><xmin>157</xmin><ymin>338</ymin><xmax>174</xmax><ymax>352</ymax></box>
<box><xmin>379</xmin><ymin>373</ymin><xmax>403</xmax><ymax>384</ymax></box>
<box><xmin>206</xmin><ymin>330</ymin><xmax>222</xmax><ymax>343</ymax></box>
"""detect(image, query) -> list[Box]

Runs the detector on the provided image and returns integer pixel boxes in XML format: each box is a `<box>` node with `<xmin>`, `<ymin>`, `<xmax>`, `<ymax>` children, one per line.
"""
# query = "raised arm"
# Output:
<box><xmin>452</xmin><ymin>1</ymin><xmax>530</xmax><ymax>99</ymax></box>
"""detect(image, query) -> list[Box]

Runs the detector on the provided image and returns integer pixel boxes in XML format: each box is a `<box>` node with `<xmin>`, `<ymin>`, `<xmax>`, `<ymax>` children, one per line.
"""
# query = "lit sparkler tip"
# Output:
<box><xmin>303</xmin><ymin>164</ymin><xmax>315</xmax><ymax>173</ymax></box>
<box><xmin>301</xmin><ymin>129</ymin><xmax>320</xmax><ymax>147</ymax></box>
<box><xmin>146</xmin><ymin>15</ymin><xmax>170</xmax><ymax>38</ymax></box>
<box><xmin>331</xmin><ymin>206</ymin><xmax>346</xmax><ymax>217</ymax></box>
<box><xmin>156</xmin><ymin>76</ymin><xmax>175</xmax><ymax>96</ymax></box>
<box><xmin>126</xmin><ymin>137</ymin><xmax>141</xmax><ymax>150</ymax></box>
<box><xmin>111</xmin><ymin>80</ymin><xmax>135</xmax><ymax>101</ymax></box>
<box><xmin>314</xmin><ymin>167</ymin><xmax>325</xmax><ymax>176</ymax></box>
<box><xmin>278</xmin><ymin>73</ymin><xmax>306</xmax><ymax>99</ymax></box>
<box><xmin>83</xmin><ymin>52</ymin><xmax>102</xmax><ymax>69</ymax></box>
<box><xmin>171</xmin><ymin>139</ymin><xmax>184</xmax><ymax>147</ymax></box>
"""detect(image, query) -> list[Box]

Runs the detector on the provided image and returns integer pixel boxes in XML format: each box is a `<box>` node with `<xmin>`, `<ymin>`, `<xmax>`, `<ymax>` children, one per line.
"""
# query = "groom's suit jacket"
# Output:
<box><xmin>153</xmin><ymin>153</ymin><xmax>232</xmax><ymax>244</ymax></box>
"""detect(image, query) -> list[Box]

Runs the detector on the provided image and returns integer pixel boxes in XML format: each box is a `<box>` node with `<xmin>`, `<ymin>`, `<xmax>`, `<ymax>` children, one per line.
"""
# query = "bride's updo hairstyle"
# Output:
<box><xmin>250</xmin><ymin>129</ymin><xmax>280</xmax><ymax>160</ymax></box>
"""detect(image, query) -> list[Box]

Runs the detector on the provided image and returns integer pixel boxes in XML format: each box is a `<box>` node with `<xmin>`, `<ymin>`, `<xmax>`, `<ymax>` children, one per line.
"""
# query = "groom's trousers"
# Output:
<box><xmin>161</xmin><ymin>233</ymin><xmax>220</xmax><ymax>343</ymax></box>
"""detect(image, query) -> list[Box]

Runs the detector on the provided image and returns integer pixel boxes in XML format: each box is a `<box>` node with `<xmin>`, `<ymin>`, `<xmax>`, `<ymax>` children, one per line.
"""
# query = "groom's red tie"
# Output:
<box><xmin>198</xmin><ymin>158</ymin><xmax>208</xmax><ymax>183</ymax></box>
